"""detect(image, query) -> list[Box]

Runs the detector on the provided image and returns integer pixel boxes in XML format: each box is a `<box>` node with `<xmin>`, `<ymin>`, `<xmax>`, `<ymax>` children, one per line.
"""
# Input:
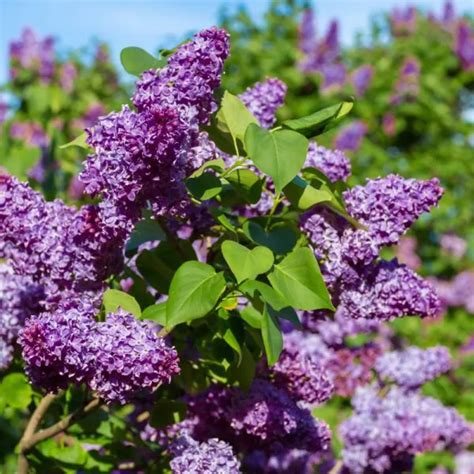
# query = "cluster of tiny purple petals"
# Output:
<box><xmin>170</xmin><ymin>434</ymin><xmax>241</xmax><ymax>474</ymax></box>
<box><xmin>429</xmin><ymin>271</ymin><xmax>474</xmax><ymax>314</ymax></box>
<box><xmin>20</xmin><ymin>305</ymin><xmax>179</xmax><ymax>403</ymax></box>
<box><xmin>375</xmin><ymin>346</ymin><xmax>451</xmax><ymax>388</ymax></box>
<box><xmin>455</xmin><ymin>20</ymin><xmax>474</xmax><ymax>71</ymax></box>
<box><xmin>340</xmin><ymin>385</ymin><xmax>473</xmax><ymax>474</ymax></box>
<box><xmin>333</xmin><ymin>120</ymin><xmax>367</xmax><ymax>152</ymax></box>
<box><xmin>19</xmin><ymin>300</ymin><xmax>97</xmax><ymax>392</ymax></box>
<box><xmin>305</xmin><ymin>142</ymin><xmax>351</xmax><ymax>182</ymax></box>
<box><xmin>391</xmin><ymin>57</ymin><xmax>421</xmax><ymax>105</ymax></box>
<box><xmin>390</xmin><ymin>6</ymin><xmax>417</xmax><ymax>36</ymax></box>
<box><xmin>239</xmin><ymin>78</ymin><xmax>287</xmax><ymax>128</ymax></box>
<box><xmin>338</xmin><ymin>259</ymin><xmax>441</xmax><ymax>321</ymax></box>
<box><xmin>88</xmin><ymin>310</ymin><xmax>180</xmax><ymax>403</ymax></box>
<box><xmin>0</xmin><ymin>175</ymin><xmax>130</xmax><ymax>298</ymax></box>
<box><xmin>269</xmin><ymin>344</ymin><xmax>334</xmax><ymax>405</ymax></box>
<box><xmin>343</xmin><ymin>174</ymin><xmax>443</xmax><ymax>250</ymax></box>
<box><xmin>9</xmin><ymin>28</ymin><xmax>55</xmax><ymax>82</ymax></box>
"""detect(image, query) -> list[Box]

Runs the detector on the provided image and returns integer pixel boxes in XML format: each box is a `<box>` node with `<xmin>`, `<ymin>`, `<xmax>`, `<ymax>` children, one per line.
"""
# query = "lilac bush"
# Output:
<box><xmin>0</xmin><ymin>24</ymin><xmax>471</xmax><ymax>474</ymax></box>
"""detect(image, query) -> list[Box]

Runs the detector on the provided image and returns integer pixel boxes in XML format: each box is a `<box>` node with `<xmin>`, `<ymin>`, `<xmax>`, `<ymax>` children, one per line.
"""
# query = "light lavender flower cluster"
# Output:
<box><xmin>9</xmin><ymin>28</ymin><xmax>55</xmax><ymax>82</ymax></box>
<box><xmin>305</xmin><ymin>142</ymin><xmax>351</xmax><ymax>182</ymax></box>
<box><xmin>170</xmin><ymin>434</ymin><xmax>241</xmax><ymax>474</ymax></box>
<box><xmin>375</xmin><ymin>346</ymin><xmax>452</xmax><ymax>388</ymax></box>
<box><xmin>340</xmin><ymin>385</ymin><xmax>473</xmax><ymax>473</ymax></box>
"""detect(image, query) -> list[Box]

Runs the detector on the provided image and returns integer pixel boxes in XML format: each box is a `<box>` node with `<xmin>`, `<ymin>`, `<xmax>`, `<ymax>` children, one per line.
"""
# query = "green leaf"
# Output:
<box><xmin>222</xmin><ymin>318</ymin><xmax>244</xmax><ymax>363</ymax></box>
<box><xmin>186</xmin><ymin>171</ymin><xmax>222</xmax><ymax>200</ymax></box>
<box><xmin>189</xmin><ymin>158</ymin><xmax>225</xmax><ymax>178</ymax></box>
<box><xmin>282</xmin><ymin>100</ymin><xmax>354</xmax><ymax>138</ymax></box>
<box><xmin>141</xmin><ymin>302</ymin><xmax>167</xmax><ymax>325</ymax></box>
<box><xmin>103</xmin><ymin>289</ymin><xmax>141</xmax><ymax>317</ymax></box>
<box><xmin>120</xmin><ymin>46</ymin><xmax>164</xmax><ymax>76</ymax></box>
<box><xmin>224</xmin><ymin>168</ymin><xmax>264</xmax><ymax>204</ymax></box>
<box><xmin>126</xmin><ymin>217</ymin><xmax>165</xmax><ymax>253</ymax></box>
<box><xmin>240</xmin><ymin>281</ymin><xmax>302</xmax><ymax>329</ymax></box>
<box><xmin>136</xmin><ymin>241</ymin><xmax>196</xmax><ymax>294</ymax></box>
<box><xmin>59</xmin><ymin>132</ymin><xmax>89</xmax><ymax>150</ymax></box>
<box><xmin>233</xmin><ymin>345</ymin><xmax>256</xmax><ymax>391</ymax></box>
<box><xmin>261</xmin><ymin>304</ymin><xmax>283</xmax><ymax>365</ymax></box>
<box><xmin>245</xmin><ymin>124</ymin><xmax>309</xmax><ymax>193</ymax></box>
<box><xmin>243</xmin><ymin>221</ymin><xmax>298</xmax><ymax>254</ymax></box>
<box><xmin>240</xmin><ymin>305</ymin><xmax>262</xmax><ymax>329</ymax></box>
<box><xmin>3</xmin><ymin>147</ymin><xmax>41</xmax><ymax>180</ymax></box>
<box><xmin>0</xmin><ymin>373</ymin><xmax>32</xmax><ymax>410</ymax></box>
<box><xmin>222</xmin><ymin>240</ymin><xmax>274</xmax><ymax>283</ymax></box>
<box><xmin>166</xmin><ymin>261</ymin><xmax>226</xmax><ymax>327</ymax></box>
<box><xmin>149</xmin><ymin>400</ymin><xmax>187</xmax><ymax>428</ymax></box>
<box><xmin>283</xmin><ymin>175</ymin><xmax>333</xmax><ymax>210</ymax></box>
<box><xmin>268</xmin><ymin>247</ymin><xmax>334</xmax><ymax>311</ymax></box>
<box><xmin>216</xmin><ymin>91</ymin><xmax>258</xmax><ymax>146</ymax></box>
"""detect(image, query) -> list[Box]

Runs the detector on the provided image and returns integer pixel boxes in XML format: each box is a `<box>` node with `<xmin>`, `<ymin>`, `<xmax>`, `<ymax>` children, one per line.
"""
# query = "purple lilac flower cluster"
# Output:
<box><xmin>305</xmin><ymin>142</ymin><xmax>351</xmax><ymax>182</ymax></box>
<box><xmin>375</xmin><ymin>346</ymin><xmax>452</xmax><ymax>388</ymax></box>
<box><xmin>390</xmin><ymin>57</ymin><xmax>421</xmax><ymax>105</ymax></box>
<box><xmin>9</xmin><ymin>28</ymin><xmax>55</xmax><ymax>82</ymax></box>
<box><xmin>390</xmin><ymin>6</ymin><xmax>417</xmax><ymax>36</ymax></box>
<box><xmin>239</xmin><ymin>78</ymin><xmax>287</xmax><ymax>129</ymax></box>
<box><xmin>175</xmin><ymin>379</ymin><xmax>332</xmax><ymax>472</ymax></box>
<box><xmin>170</xmin><ymin>434</ymin><xmax>241</xmax><ymax>474</ymax></box>
<box><xmin>431</xmin><ymin>271</ymin><xmax>474</xmax><ymax>315</ymax></box>
<box><xmin>20</xmin><ymin>305</ymin><xmax>180</xmax><ymax>403</ymax></box>
<box><xmin>333</xmin><ymin>120</ymin><xmax>367</xmax><ymax>152</ymax></box>
<box><xmin>350</xmin><ymin>65</ymin><xmax>374</xmax><ymax>97</ymax></box>
<box><xmin>0</xmin><ymin>263</ymin><xmax>44</xmax><ymax>369</ymax></box>
<box><xmin>298</xmin><ymin>10</ymin><xmax>346</xmax><ymax>93</ymax></box>
<box><xmin>81</xmin><ymin>28</ymin><xmax>229</xmax><ymax>224</ymax></box>
<box><xmin>340</xmin><ymin>385</ymin><xmax>473</xmax><ymax>473</ymax></box>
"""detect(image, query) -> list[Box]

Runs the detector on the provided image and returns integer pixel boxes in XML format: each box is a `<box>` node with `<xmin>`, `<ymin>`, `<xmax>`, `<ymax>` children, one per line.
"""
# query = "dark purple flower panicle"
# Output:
<box><xmin>239</xmin><ymin>78</ymin><xmax>287</xmax><ymax>129</ymax></box>
<box><xmin>338</xmin><ymin>259</ymin><xmax>441</xmax><ymax>321</ymax></box>
<box><xmin>82</xmin><ymin>28</ymin><xmax>230</xmax><ymax>223</ymax></box>
<box><xmin>20</xmin><ymin>304</ymin><xmax>180</xmax><ymax>403</ymax></box>
<box><xmin>333</xmin><ymin>120</ymin><xmax>367</xmax><ymax>152</ymax></box>
<box><xmin>269</xmin><ymin>341</ymin><xmax>334</xmax><ymax>405</ymax></box>
<box><xmin>305</xmin><ymin>142</ymin><xmax>351</xmax><ymax>182</ymax></box>
<box><xmin>455</xmin><ymin>20</ymin><xmax>474</xmax><ymax>71</ymax></box>
<box><xmin>9</xmin><ymin>28</ymin><xmax>55</xmax><ymax>82</ymax></box>
<box><xmin>19</xmin><ymin>301</ymin><xmax>97</xmax><ymax>392</ymax></box>
<box><xmin>320</xmin><ymin>63</ymin><xmax>347</xmax><ymax>94</ymax></box>
<box><xmin>88</xmin><ymin>310</ymin><xmax>180</xmax><ymax>403</ymax></box>
<box><xmin>375</xmin><ymin>346</ymin><xmax>451</xmax><ymax>388</ymax></box>
<box><xmin>391</xmin><ymin>57</ymin><xmax>421</xmax><ymax>105</ymax></box>
<box><xmin>351</xmin><ymin>65</ymin><xmax>373</xmax><ymax>97</ymax></box>
<box><xmin>170</xmin><ymin>434</ymin><xmax>241</xmax><ymax>474</ymax></box>
<box><xmin>390</xmin><ymin>6</ymin><xmax>417</xmax><ymax>36</ymax></box>
<box><xmin>340</xmin><ymin>385</ymin><xmax>473</xmax><ymax>474</ymax></box>
<box><xmin>343</xmin><ymin>174</ymin><xmax>443</xmax><ymax>249</ymax></box>
<box><xmin>299</xmin><ymin>9</ymin><xmax>316</xmax><ymax>55</ymax></box>
<box><xmin>0</xmin><ymin>175</ymin><xmax>130</xmax><ymax>299</ymax></box>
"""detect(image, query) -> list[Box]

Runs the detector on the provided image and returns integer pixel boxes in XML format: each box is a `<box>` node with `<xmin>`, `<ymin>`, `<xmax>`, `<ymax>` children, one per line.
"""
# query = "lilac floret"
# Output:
<box><xmin>239</xmin><ymin>78</ymin><xmax>287</xmax><ymax>128</ymax></box>
<box><xmin>305</xmin><ymin>142</ymin><xmax>351</xmax><ymax>182</ymax></box>
<box><xmin>170</xmin><ymin>434</ymin><xmax>241</xmax><ymax>473</ymax></box>
<box><xmin>375</xmin><ymin>346</ymin><xmax>452</xmax><ymax>388</ymax></box>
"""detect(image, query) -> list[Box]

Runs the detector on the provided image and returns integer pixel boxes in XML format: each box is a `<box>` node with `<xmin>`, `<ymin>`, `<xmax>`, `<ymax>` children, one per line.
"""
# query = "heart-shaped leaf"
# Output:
<box><xmin>268</xmin><ymin>247</ymin><xmax>334</xmax><ymax>311</ymax></box>
<box><xmin>261</xmin><ymin>304</ymin><xmax>283</xmax><ymax>365</ymax></box>
<box><xmin>244</xmin><ymin>124</ymin><xmax>309</xmax><ymax>193</ymax></box>
<box><xmin>186</xmin><ymin>171</ymin><xmax>222</xmax><ymax>201</ymax></box>
<box><xmin>222</xmin><ymin>240</ymin><xmax>274</xmax><ymax>283</ymax></box>
<box><xmin>166</xmin><ymin>261</ymin><xmax>226</xmax><ymax>327</ymax></box>
<box><xmin>283</xmin><ymin>175</ymin><xmax>333</xmax><ymax>210</ymax></box>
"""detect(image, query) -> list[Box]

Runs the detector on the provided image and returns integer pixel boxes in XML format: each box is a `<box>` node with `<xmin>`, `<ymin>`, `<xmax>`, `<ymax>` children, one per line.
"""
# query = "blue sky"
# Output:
<box><xmin>0</xmin><ymin>0</ymin><xmax>472</xmax><ymax>84</ymax></box>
